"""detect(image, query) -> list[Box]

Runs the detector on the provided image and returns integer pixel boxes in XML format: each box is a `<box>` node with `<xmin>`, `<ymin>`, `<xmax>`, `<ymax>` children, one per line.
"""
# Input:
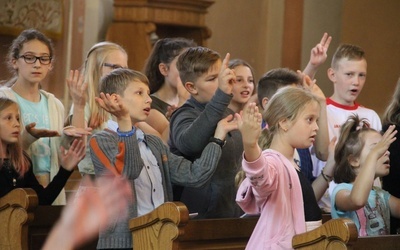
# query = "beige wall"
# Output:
<box><xmin>205</xmin><ymin>0</ymin><xmax>284</xmax><ymax>81</ymax></box>
<box><xmin>341</xmin><ymin>0</ymin><xmax>400</xmax><ymax>116</ymax></box>
<box><xmin>206</xmin><ymin>0</ymin><xmax>400</xmax><ymax>116</ymax></box>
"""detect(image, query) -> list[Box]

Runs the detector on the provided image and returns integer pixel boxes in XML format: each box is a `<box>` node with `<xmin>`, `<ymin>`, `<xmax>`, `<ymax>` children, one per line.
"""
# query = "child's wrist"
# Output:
<box><xmin>117</xmin><ymin>126</ymin><xmax>136</xmax><ymax>137</ymax></box>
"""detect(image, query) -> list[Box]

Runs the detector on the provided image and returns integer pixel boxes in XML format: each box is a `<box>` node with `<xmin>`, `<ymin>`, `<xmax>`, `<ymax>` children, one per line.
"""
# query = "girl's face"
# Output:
<box><xmin>12</xmin><ymin>39</ymin><xmax>52</xmax><ymax>84</ymax></box>
<box><xmin>231</xmin><ymin>65</ymin><xmax>255</xmax><ymax>106</ymax></box>
<box><xmin>164</xmin><ymin>56</ymin><xmax>182</xmax><ymax>89</ymax></box>
<box><xmin>357</xmin><ymin>131</ymin><xmax>391</xmax><ymax>178</ymax></box>
<box><xmin>0</xmin><ymin>104</ymin><xmax>20</xmax><ymax>150</ymax></box>
<box><xmin>101</xmin><ymin>50</ymin><xmax>128</xmax><ymax>77</ymax></box>
<box><xmin>286</xmin><ymin>101</ymin><xmax>320</xmax><ymax>149</ymax></box>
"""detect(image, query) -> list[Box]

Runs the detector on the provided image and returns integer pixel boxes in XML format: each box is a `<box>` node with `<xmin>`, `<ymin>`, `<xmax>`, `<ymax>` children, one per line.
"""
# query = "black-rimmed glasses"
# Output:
<box><xmin>19</xmin><ymin>55</ymin><xmax>52</xmax><ymax>65</ymax></box>
<box><xmin>103</xmin><ymin>63</ymin><xmax>125</xmax><ymax>70</ymax></box>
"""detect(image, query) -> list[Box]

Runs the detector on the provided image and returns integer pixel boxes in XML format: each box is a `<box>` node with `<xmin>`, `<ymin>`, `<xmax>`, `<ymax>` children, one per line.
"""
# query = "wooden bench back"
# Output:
<box><xmin>129</xmin><ymin>202</ymin><xmax>361</xmax><ymax>250</ymax></box>
<box><xmin>0</xmin><ymin>188</ymin><xmax>38</xmax><ymax>250</ymax></box>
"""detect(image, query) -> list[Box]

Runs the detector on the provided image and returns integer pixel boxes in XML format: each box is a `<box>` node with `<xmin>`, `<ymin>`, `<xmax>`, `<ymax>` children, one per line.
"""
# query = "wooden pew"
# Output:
<box><xmin>0</xmin><ymin>188</ymin><xmax>38</xmax><ymax>250</ymax></box>
<box><xmin>129</xmin><ymin>202</ymin><xmax>359</xmax><ymax>249</ymax></box>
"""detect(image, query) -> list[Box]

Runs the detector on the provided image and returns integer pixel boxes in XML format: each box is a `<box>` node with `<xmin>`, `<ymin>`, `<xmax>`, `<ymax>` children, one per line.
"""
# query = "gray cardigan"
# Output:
<box><xmin>169</xmin><ymin>88</ymin><xmax>244</xmax><ymax>219</ymax></box>
<box><xmin>90</xmin><ymin>129</ymin><xmax>222</xmax><ymax>249</ymax></box>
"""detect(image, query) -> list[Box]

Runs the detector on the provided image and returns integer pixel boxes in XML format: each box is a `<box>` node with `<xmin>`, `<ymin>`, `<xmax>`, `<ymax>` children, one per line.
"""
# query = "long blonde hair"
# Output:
<box><xmin>259</xmin><ymin>86</ymin><xmax>320</xmax><ymax>149</ymax></box>
<box><xmin>0</xmin><ymin>98</ymin><xmax>30</xmax><ymax>176</ymax></box>
<box><xmin>83</xmin><ymin>42</ymin><xmax>127</xmax><ymax>128</ymax></box>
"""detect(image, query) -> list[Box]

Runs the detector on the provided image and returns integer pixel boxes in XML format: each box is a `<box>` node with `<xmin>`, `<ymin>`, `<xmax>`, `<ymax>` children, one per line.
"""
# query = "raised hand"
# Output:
<box><xmin>367</xmin><ymin>125</ymin><xmax>397</xmax><ymax>164</ymax></box>
<box><xmin>297</xmin><ymin>70</ymin><xmax>326</xmax><ymax>101</ymax></box>
<box><xmin>309</xmin><ymin>32</ymin><xmax>332</xmax><ymax>68</ymax></box>
<box><xmin>95</xmin><ymin>92</ymin><xmax>129</xmax><ymax>120</ymax></box>
<box><xmin>63</xmin><ymin>126</ymin><xmax>92</xmax><ymax>138</ymax></box>
<box><xmin>218</xmin><ymin>53</ymin><xmax>236</xmax><ymax>95</ymax></box>
<box><xmin>67</xmin><ymin>70</ymin><xmax>87</xmax><ymax>107</ymax></box>
<box><xmin>25</xmin><ymin>122</ymin><xmax>60</xmax><ymax>138</ymax></box>
<box><xmin>237</xmin><ymin>102</ymin><xmax>262</xmax><ymax>147</ymax></box>
<box><xmin>59</xmin><ymin>139</ymin><xmax>86</xmax><ymax>171</ymax></box>
<box><xmin>214</xmin><ymin>114</ymin><xmax>238</xmax><ymax>140</ymax></box>
<box><xmin>43</xmin><ymin>176</ymin><xmax>132</xmax><ymax>250</ymax></box>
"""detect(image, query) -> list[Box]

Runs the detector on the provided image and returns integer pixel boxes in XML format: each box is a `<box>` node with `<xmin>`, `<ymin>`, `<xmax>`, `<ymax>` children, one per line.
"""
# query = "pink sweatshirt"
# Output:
<box><xmin>236</xmin><ymin>149</ymin><xmax>306</xmax><ymax>250</ymax></box>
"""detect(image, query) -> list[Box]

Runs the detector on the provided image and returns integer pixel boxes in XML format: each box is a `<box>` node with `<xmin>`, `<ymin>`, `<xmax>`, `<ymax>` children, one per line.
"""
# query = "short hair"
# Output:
<box><xmin>257</xmin><ymin>68</ymin><xmax>300</xmax><ymax>105</ymax></box>
<box><xmin>331</xmin><ymin>44</ymin><xmax>365</xmax><ymax>69</ymax></box>
<box><xmin>143</xmin><ymin>37</ymin><xmax>196</xmax><ymax>93</ymax></box>
<box><xmin>176</xmin><ymin>46</ymin><xmax>220</xmax><ymax>84</ymax></box>
<box><xmin>100</xmin><ymin>68</ymin><xmax>149</xmax><ymax>96</ymax></box>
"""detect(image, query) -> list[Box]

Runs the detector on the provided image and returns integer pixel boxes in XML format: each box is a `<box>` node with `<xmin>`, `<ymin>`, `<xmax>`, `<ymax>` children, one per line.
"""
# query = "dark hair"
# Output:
<box><xmin>143</xmin><ymin>37</ymin><xmax>196</xmax><ymax>94</ymax></box>
<box><xmin>333</xmin><ymin>115</ymin><xmax>375</xmax><ymax>183</ymax></box>
<box><xmin>6</xmin><ymin>29</ymin><xmax>54</xmax><ymax>78</ymax></box>
<box><xmin>331</xmin><ymin>44</ymin><xmax>365</xmax><ymax>69</ymax></box>
<box><xmin>100</xmin><ymin>68</ymin><xmax>149</xmax><ymax>96</ymax></box>
<box><xmin>257</xmin><ymin>68</ymin><xmax>300</xmax><ymax>106</ymax></box>
<box><xmin>176</xmin><ymin>46</ymin><xmax>220</xmax><ymax>84</ymax></box>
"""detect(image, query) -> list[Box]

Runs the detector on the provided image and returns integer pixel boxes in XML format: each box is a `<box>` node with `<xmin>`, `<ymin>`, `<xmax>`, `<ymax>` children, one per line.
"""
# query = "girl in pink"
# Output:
<box><xmin>236</xmin><ymin>86</ymin><xmax>330</xmax><ymax>249</ymax></box>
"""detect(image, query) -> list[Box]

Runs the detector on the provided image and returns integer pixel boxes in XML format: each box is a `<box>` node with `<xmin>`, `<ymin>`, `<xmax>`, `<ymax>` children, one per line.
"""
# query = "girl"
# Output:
<box><xmin>331</xmin><ymin>115</ymin><xmax>399</xmax><ymax>236</ymax></box>
<box><xmin>236</xmin><ymin>86</ymin><xmax>334</xmax><ymax>249</ymax></box>
<box><xmin>67</xmin><ymin>41</ymin><xmax>162</xmax><ymax>177</ymax></box>
<box><xmin>227</xmin><ymin>59</ymin><xmax>256</xmax><ymax>113</ymax></box>
<box><xmin>0</xmin><ymin>29</ymin><xmax>66</xmax><ymax>204</ymax></box>
<box><xmin>0</xmin><ymin>97</ymin><xmax>85</xmax><ymax>204</ymax></box>
<box><xmin>67</xmin><ymin>41</ymin><xmax>128</xmax><ymax>177</ymax></box>
<box><xmin>142</xmin><ymin>37</ymin><xmax>196</xmax><ymax>143</ymax></box>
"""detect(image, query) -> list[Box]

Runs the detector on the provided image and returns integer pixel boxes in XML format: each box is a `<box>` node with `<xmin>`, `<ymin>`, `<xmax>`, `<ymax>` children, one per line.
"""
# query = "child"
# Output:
<box><xmin>0</xmin><ymin>97</ymin><xmax>86</xmax><ymax>204</ymax></box>
<box><xmin>67</xmin><ymin>41</ymin><xmax>162</xmax><ymax>179</ymax></box>
<box><xmin>67</xmin><ymin>41</ymin><xmax>129</xmax><ymax>178</ymax></box>
<box><xmin>257</xmin><ymin>68</ymin><xmax>329</xmax><ymax>187</ymax></box>
<box><xmin>236</xmin><ymin>87</ymin><xmax>336</xmax><ymax>249</ymax></box>
<box><xmin>382</xmin><ymin>78</ymin><xmax>400</xmax><ymax>234</ymax></box>
<box><xmin>331</xmin><ymin>115</ymin><xmax>398</xmax><ymax>236</ymax></box>
<box><xmin>314</xmin><ymin>43</ymin><xmax>382</xmax><ymax>212</ymax></box>
<box><xmin>168</xmin><ymin>47</ymin><xmax>243</xmax><ymax>218</ymax></box>
<box><xmin>0</xmin><ymin>29</ymin><xmax>67</xmax><ymax>205</ymax></box>
<box><xmin>89</xmin><ymin>68</ymin><xmax>235</xmax><ymax>249</ymax></box>
<box><xmin>143</xmin><ymin>37</ymin><xmax>196</xmax><ymax>143</ymax></box>
<box><xmin>227</xmin><ymin>59</ymin><xmax>256</xmax><ymax>113</ymax></box>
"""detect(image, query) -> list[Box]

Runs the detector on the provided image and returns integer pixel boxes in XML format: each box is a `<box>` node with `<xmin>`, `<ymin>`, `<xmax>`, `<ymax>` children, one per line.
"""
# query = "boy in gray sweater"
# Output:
<box><xmin>169</xmin><ymin>47</ymin><xmax>244</xmax><ymax>218</ymax></box>
<box><xmin>89</xmin><ymin>68</ymin><xmax>236</xmax><ymax>249</ymax></box>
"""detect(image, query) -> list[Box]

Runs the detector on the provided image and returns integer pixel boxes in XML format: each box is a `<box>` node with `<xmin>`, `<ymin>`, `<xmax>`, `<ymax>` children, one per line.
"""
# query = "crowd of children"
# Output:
<box><xmin>1</xmin><ymin>28</ymin><xmax>400</xmax><ymax>250</ymax></box>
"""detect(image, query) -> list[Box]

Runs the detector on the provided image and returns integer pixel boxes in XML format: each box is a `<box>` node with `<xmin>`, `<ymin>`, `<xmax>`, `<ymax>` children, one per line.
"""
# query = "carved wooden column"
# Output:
<box><xmin>106</xmin><ymin>0</ymin><xmax>214</xmax><ymax>71</ymax></box>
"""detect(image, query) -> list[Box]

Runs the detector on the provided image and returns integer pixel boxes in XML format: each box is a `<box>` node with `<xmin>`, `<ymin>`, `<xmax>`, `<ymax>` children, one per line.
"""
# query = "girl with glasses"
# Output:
<box><xmin>0</xmin><ymin>29</ymin><xmax>69</xmax><ymax>205</ymax></box>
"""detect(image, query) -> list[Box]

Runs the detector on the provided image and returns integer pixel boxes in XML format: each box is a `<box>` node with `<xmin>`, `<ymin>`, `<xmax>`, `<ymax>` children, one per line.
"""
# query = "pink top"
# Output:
<box><xmin>236</xmin><ymin>149</ymin><xmax>306</xmax><ymax>250</ymax></box>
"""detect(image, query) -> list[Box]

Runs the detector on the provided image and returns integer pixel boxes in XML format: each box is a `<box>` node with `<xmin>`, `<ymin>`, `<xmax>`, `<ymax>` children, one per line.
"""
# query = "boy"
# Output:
<box><xmin>314</xmin><ymin>44</ymin><xmax>382</xmax><ymax>212</ymax></box>
<box><xmin>168</xmin><ymin>47</ymin><xmax>243</xmax><ymax>219</ymax></box>
<box><xmin>89</xmin><ymin>68</ymin><xmax>235</xmax><ymax>249</ymax></box>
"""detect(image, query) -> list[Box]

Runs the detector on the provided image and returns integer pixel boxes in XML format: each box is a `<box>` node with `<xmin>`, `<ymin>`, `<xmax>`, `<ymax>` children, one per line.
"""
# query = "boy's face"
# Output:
<box><xmin>328</xmin><ymin>58</ymin><xmax>367</xmax><ymax>106</ymax></box>
<box><xmin>190</xmin><ymin>60</ymin><xmax>221</xmax><ymax>103</ymax></box>
<box><xmin>120</xmin><ymin>81</ymin><xmax>152</xmax><ymax>124</ymax></box>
